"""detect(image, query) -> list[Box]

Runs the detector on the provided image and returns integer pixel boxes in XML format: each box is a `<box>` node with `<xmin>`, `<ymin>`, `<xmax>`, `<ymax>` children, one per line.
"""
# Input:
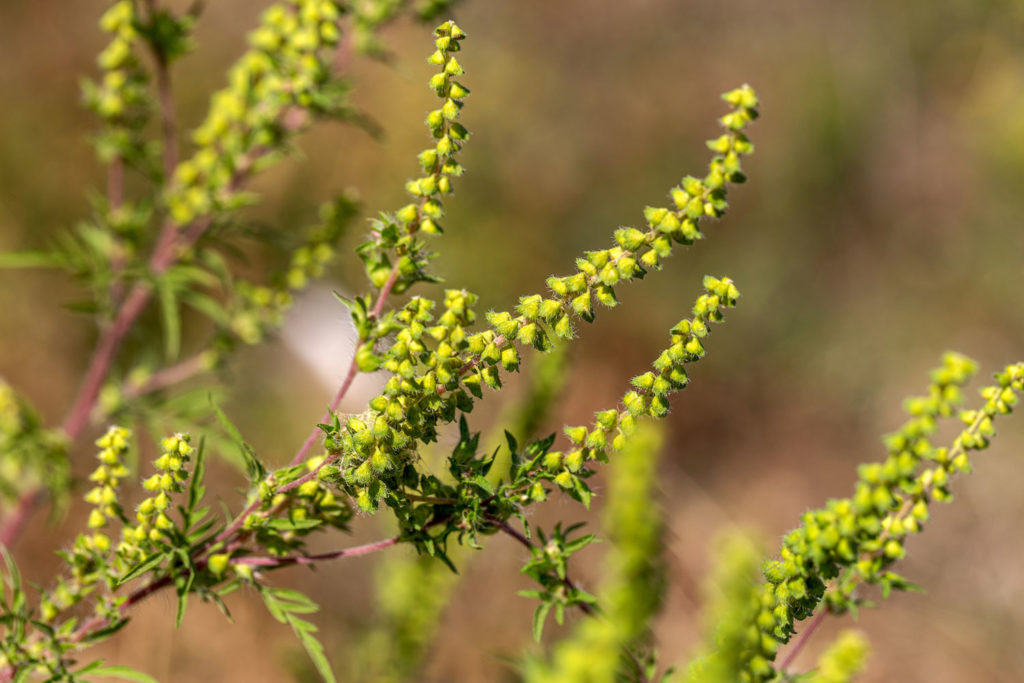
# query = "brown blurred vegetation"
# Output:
<box><xmin>2</xmin><ymin>0</ymin><xmax>1024</xmax><ymax>681</ymax></box>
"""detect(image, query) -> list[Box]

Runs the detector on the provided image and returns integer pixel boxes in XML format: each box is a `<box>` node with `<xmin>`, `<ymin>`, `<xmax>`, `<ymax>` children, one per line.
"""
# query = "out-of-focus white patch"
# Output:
<box><xmin>279</xmin><ymin>284</ymin><xmax>386</xmax><ymax>412</ymax></box>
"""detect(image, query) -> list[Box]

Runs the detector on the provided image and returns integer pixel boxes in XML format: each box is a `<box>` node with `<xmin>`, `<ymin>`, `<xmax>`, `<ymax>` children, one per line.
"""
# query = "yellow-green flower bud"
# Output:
<box><xmin>543</xmin><ymin>451</ymin><xmax>563</xmax><ymax>470</ymax></box>
<box><xmin>87</xmin><ymin>509</ymin><xmax>106</xmax><ymax>529</ymax></box>
<box><xmin>233</xmin><ymin>563</ymin><xmax>253</xmax><ymax>582</ymax></box>
<box><xmin>208</xmin><ymin>553</ymin><xmax>230</xmax><ymax>577</ymax></box>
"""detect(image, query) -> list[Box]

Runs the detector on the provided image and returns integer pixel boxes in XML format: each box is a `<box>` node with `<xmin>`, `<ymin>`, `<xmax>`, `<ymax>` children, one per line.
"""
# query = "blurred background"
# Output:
<box><xmin>2</xmin><ymin>0</ymin><xmax>1024</xmax><ymax>680</ymax></box>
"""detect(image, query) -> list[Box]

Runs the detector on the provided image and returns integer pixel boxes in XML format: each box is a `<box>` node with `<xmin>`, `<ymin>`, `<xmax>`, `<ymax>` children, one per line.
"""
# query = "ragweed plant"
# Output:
<box><xmin>0</xmin><ymin>2</ymin><xmax>1021</xmax><ymax>682</ymax></box>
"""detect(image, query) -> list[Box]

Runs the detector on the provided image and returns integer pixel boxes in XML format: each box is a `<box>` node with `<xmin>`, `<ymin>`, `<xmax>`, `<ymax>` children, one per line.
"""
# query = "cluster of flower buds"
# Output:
<box><xmin>122</xmin><ymin>433</ymin><xmax>193</xmax><ymax>552</ymax></box>
<box><xmin>537</xmin><ymin>277</ymin><xmax>739</xmax><ymax>500</ymax></box>
<box><xmin>81</xmin><ymin>1</ymin><xmax>152</xmax><ymax>164</ymax></box>
<box><xmin>337</xmin><ymin>290</ymin><xmax>483</xmax><ymax>511</ymax></box>
<box><xmin>315</xmin><ymin>23</ymin><xmax>473</xmax><ymax>511</ymax></box>
<box><xmin>30</xmin><ymin>426</ymin><xmax>132</xmax><ymax>628</ymax></box>
<box><xmin>169</xmin><ymin>0</ymin><xmax>344</xmax><ymax>225</ymax></box>
<box><xmin>357</xmin><ymin>20</ymin><xmax>470</xmax><ymax>297</ymax></box>
<box><xmin>476</xmin><ymin>86</ymin><xmax>758</xmax><ymax>368</ymax></box>
<box><xmin>76</xmin><ymin>426</ymin><xmax>132</xmax><ymax>555</ymax></box>
<box><xmin>291</xmin><ymin>456</ymin><xmax>351</xmax><ymax>526</ymax></box>
<box><xmin>0</xmin><ymin>381</ymin><xmax>66</xmax><ymax>506</ymax></box>
<box><xmin>326</xmin><ymin>85</ymin><xmax>758</xmax><ymax>513</ymax></box>
<box><xmin>742</xmin><ymin>356</ymin><xmax>1024</xmax><ymax>681</ymax></box>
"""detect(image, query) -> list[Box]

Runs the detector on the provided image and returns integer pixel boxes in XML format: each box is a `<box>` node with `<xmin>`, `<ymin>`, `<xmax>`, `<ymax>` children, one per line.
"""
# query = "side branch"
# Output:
<box><xmin>487</xmin><ymin>515</ymin><xmax>595</xmax><ymax>617</ymax></box>
<box><xmin>123</xmin><ymin>352</ymin><xmax>212</xmax><ymax>399</ymax></box>
<box><xmin>288</xmin><ymin>258</ymin><xmax>402</xmax><ymax>469</ymax></box>
<box><xmin>234</xmin><ymin>536</ymin><xmax>401</xmax><ymax>568</ymax></box>
<box><xmin>67</xmin><ymin>534</ymin><xmax>403</xmax><ymax>647</ymax></box>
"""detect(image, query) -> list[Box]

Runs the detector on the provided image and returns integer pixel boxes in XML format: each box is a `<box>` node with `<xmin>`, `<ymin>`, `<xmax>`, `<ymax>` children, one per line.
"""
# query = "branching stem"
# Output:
<box><xmin>486</xmin><ymin>515</ymin><xmax>595</xmax><ymax>617</ymax></box>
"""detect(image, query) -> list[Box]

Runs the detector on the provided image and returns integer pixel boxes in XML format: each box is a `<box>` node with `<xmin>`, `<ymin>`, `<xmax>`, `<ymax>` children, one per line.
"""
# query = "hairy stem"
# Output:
<box><xmin>206</xmin><ymin>453</ymin><xmax>342</xmax><ymax>552</ymax></box>
<box><xmin>288</xmin><ymin>257</ymin><xmax>402</xmax><ymax>468</ymax></box>
<box><xmin>234</xmin><ymin>536</ymin><xmax>401</xmax><ymax>567</ymax></box>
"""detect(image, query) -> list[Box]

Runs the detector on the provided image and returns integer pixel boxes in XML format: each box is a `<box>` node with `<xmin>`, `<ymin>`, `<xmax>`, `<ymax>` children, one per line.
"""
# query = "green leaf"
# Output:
<box><xmin>198</xmin><ymin>247</ymin><xmax>233</xmax><ymax>287</ymax></box>
<box><xmin>210</xmin><ymin>397</ymin><xmax>265</xmax><ymax>482</ymax></box>
<box><xmin>186</xmin><ymin>436</ymin><xmax>207</xmax><ymax>521</ymax></box>
<box><xmin>116</xmin><ymin>553</ymin><xmax>166</xmax><ymax>587</ymax></box>
<box><xmin>291</xmin><ymin>615</ymin><xmax>338</xmax><ymax>683</ymax></box>
<box><xmin>1</xmin><ymin>549</ymin><xmax>26</xmax><ymax>617</ymax></box>
<box><xmin>174</xmin><ymin>550</ymin><xmax>195</xmax><ymax>628</ymax></box>
<box><xmin>184</xmin><ymin>512</ymin><xmax>215</xmax><ymax>543</ymax></box>
<box><xmin>166</xmin><ymin>264</ymin><xmax>219</xmax><ymax>289</ymax></box>
<box><xmin>532</xmin><ymin>601</ymin><xmax>552</xmax><ymax>642</ymax></box>
<box><xmin>158</xmin><ymin>277</ymin><xmax>181</xmax><ymax>361</ymax></box>
<box><xmin>571</xmin><ymin>477</ymin><xmax>593</xmax><ymax>508</ymax></box>
<box><xmin>0</xmin><ymin>251</ymin><xmax>62</xmax><ymax>269</ymax></box>
<box><xmin>267</xmin><ymin>517</ymin><xmax>323</xmax><ymax>532</ymax></box>
<box><xmin>564</xmin><ymin>533</ymin><xmax>598</xmax><ymax>555</ymax></box>
<box><xmin>181</xmin><ymin>290</ymin><xmax>229</xmax><ymax>325</ymax></box>
<box><xmin>208</xmin><ymin>589</ymin><xmax>234</xmax><ymax>622</ymax></box>
<box><xmin>271</xmin><ymin>588</ymin><xmax>320</xmax><ymax>613</ymax></box>
<box><xmin>82</xmin><ymin>617</ymin><xmax>130</xmax><ymax>643</ymax></box>
<box><xmin>259</xmin><ymin>587</ymin><xmax>337</xmax><ymax>683</ymax></box>
<box><xmin>470</xmin><ymin>474</ymin><xmax>494</xmax><ymax>494</ymax></box>
<box><xmin>79</xmin><ymin>663</ymin><xmax>159</xmax><ymax>683</ymax></box>
<box><xmin>331</xmin><ymin>290</ymin><xmax>353</xmax><ymax>307</ymax></box>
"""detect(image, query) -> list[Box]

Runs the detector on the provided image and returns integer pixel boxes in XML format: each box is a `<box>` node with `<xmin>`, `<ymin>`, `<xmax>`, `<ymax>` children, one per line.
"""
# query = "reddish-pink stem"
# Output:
<box><xmin>288</xmin><ymin>363</ymin><xmax>359</xmax><ymax>468</ymax></box>
<box><xmin>61</xmin><ymin>283</ymin><xmax>153</xmax><ymax>440</ymax></box>
<box><xmin>64</xmin><ymin>533</ymin><xmax>400</xmax><ymax>650</ymax></box>
<box><xmin>234</xmin><ymin>536</ymin><xmax>399</xmax><ymax>567</ymax></box>
<box><xmin>206</xmin><ymin>453</ymin><xmax>341</xmax><ymax>551</ymax></box>
<box><xmin>2</xmin><ymin>111</ymin><xmax>294</xmax><ymax>543</ymax></box>
<box><xmin>107</xmin><ymin>157</ymin><xmax>124</xmax><ymax>211</ymax></box>
<box><xmin>372</xmin><ymin>263</ymin><xmax>401</xmax><ymax>318</ymax></box>
<box><xmin>778</xmin><ymin>606</ymin><xmax>829</xmax><ymax>672</ymax></box>
<box><xmin>1</xmin><ymin>211</ymin><xmax>218</xmax><ymax>548</ymax></box>
<box><xmin>0</xmin><ymin>489</ymin><xmax>42</xmax><ymax>550</ymax></box>
<box><xmin>287</xmin><ymin>258</ymin><xmax>401</xmax><ymax>468</ymax></box>
<box><xmin>70</xmin><ymin>573</ymin><xmax>174</xmax><ymax>646</ymax></box>
<box><xmin>123</xmin><ymin>352</ymin><xmax>210</xmax><ymax>399</ymax></box>
<box><xmin>62</xmin><ymin>209</ymin><xmax>212</xmax><ymax>441</ymax></box>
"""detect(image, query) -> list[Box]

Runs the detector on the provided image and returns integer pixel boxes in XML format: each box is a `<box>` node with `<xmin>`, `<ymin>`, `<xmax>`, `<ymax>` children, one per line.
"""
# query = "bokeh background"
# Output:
<box><xmin>2</xmin><ymin>0</ymin><xmax>1024</xmax><ymax>680</ymax></box>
